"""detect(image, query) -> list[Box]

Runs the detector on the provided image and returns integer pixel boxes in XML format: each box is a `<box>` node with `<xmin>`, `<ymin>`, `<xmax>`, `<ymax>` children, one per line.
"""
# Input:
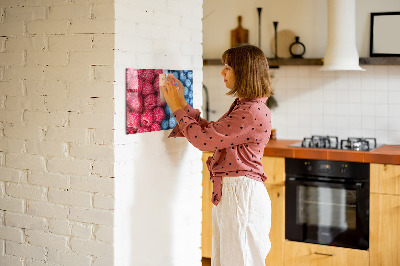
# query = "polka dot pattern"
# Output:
<box><xmin>169</xmin><ymin>97</ymin><xmax>272</xmax><ymax>206</ymax></box>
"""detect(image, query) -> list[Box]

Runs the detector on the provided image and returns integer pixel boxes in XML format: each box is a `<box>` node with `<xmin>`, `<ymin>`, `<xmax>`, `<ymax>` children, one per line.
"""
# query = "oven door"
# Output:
<box><xmin>285</xmin><ymin>177</ymin><xmax>369</xmax><ymax>250</ymax></box>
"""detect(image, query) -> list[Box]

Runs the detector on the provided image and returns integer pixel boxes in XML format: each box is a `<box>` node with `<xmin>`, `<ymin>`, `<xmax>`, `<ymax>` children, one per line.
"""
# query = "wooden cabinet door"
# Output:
<box><xmin>370</xmin><ymin>193</ymin><xmax>400</xmax><ymax>266</ymax></box>
<box><xmin>264</xmin><ymin>184</ymin><xmax>285</xmax><ymax>266</ymax></box>
<box><xmin>370</xmin><ymin>163</ymin><xmax>400</xmax><ymax>195</ymax></box>
<box><xmin>262</xmin><ymin>156</ymin><xmax>285</xmax><ymax>186</ymax></box>
<box><xmin>284</xmin><ymin>241</ymin><xmax>369</xmax><ymax>266</ymax></box>
<box><xmin>202</xmin><ymin>152</ymin><xmax>213</xmax><ymax>258</ymax></box>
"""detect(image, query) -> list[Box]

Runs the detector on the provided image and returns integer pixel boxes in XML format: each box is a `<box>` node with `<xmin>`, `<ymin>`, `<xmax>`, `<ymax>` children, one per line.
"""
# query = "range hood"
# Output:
<box><xmin>320</xmin><ymin>0</ymin><xmax>365</xmax><ymax>71</ymax></box>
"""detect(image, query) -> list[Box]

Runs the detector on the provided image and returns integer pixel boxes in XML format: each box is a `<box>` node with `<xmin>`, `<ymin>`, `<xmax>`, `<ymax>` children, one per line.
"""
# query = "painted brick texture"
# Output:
<box><xmin>113</xmin><ymin>0</ymin><xmax>203</xmax><ymax>265</ymax></box>
<box><xmin>0</xmin><ymin>0</ymin><xmax>115</xmax><ymax>265</ymax></box>
<box><xmin>1</xmin><ymin>0</ymin><xmax>204</xmax><ymax>265</ymax></box>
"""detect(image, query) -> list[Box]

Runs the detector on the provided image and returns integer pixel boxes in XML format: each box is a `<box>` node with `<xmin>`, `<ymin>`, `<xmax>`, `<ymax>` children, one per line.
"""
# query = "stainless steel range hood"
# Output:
<box><xmin>320</xmin><ymin>0</ymin><xmax>365</xmax><ymax>71</ymax></box>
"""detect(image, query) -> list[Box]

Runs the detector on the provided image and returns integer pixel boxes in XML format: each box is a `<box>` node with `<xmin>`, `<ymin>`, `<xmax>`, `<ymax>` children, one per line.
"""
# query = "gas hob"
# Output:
<box><xmin>289</xmin><ymin>135</ymin><xmax>382</xmax><ymax>151</ymax></box>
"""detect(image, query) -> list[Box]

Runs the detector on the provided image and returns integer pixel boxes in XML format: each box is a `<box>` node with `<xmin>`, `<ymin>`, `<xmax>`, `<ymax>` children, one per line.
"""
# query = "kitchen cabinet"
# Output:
<box><xmin>201</xmin><ymin>153</ymin><xmax>286</xmax><ymax>266</ymax></box>
<box><xmin>202</xmin><ymin>156</ymin><xmax>400</xmax><ymax>265</ymax></box>
<box><xmin>202</xmin><ymin>152</ymin><xmax>213</xmax><ymax>258</ymax></box>
<box><xmin>284</xmin><ymin>241</ymin><xmax>369</xmax><ymax>266</ymax></box>
<box><xmin>370</xmin><ymin>163</ymin><xmax>400</xmax><ymax>195</ymax></box>
<box><xmin>370</xmin><ymin>163</ymin><xmax>400</xmax><ymax>266</ymax></box>
<box><xmin>261</xmin><ymin>156</ymin><xmax>285</xmax><ymax>266</ymax></box>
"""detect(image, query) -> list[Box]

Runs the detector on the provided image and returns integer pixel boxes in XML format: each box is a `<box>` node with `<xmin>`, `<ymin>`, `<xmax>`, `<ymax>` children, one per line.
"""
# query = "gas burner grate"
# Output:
<box><xmin>301</xmin><ymin>135</ymin><xmax>339</xmax><ymax>149</ymax></box>
<box><xmin>340</xmin><ymin>137</ymin><xmax>377</xmax><ymax>151</ymax></box>
<box><xmin>295</xmin><ymin>136</ymin><xmax>379</xmax><ymax>151</ymax></box>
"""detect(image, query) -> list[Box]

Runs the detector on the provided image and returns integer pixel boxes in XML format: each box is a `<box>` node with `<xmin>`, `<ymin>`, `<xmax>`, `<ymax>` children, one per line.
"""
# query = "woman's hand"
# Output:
<box><xmin>161</xmin><ymin>75</ymin><xmax>186</xmax><ymax>113</ymax></box>
<box><xmin>170</xmin><ymin>76</ymin><xmax>188</xmax><ymax>108</ymax></box>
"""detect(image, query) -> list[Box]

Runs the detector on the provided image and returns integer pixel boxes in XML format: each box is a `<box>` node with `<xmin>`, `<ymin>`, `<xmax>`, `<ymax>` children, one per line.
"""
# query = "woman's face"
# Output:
<box><xmin>220</xmin><ymin>64</ymin><xmax>235</xmax><ymax>89</ymax></box>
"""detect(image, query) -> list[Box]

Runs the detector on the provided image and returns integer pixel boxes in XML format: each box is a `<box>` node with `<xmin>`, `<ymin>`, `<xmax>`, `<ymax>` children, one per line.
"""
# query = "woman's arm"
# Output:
<box><xmin>172</xmin><ymin>106</ymin><xmax>256</xmax><ymax>152</ymax></box>
<box><xmin>161</xmin><ymin>76</ymin><xmax>211</xmax><ymax>137</ymax></box>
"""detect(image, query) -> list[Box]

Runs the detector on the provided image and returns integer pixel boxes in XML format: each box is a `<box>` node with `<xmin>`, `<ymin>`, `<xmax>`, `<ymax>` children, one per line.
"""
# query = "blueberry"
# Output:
<box><xmin>172</xmin><ymin>71</ymin><xmax>180</xmax><ymax>79</ymax></box>
<box><xmin>184</xmin><ymin>86</ymin><xmax>189</xmax><ymax>96</ymax></box>
<box><xmin>169</xmin><ymin>117</ymin><xmax>177</xmax><ymax>128</ymax></box>
<box><xmin>184</xmin><ymin>79</ymin><xmax>191</xmax><ymax>87</ymax></box>
<box><xmin>161</xmin><ymin>120</ymin><xmax>169</xmax><ymax>130</ymax></box>
<box><xmin>164</xmin><ymin>105</ymin><xmax>173</xmax><ymax>117</ymax></box>
<box><xmin>187</xmin><ymin>71</ymin><xmax>193</xmax><ymax>80</ymax></box>
<box><xmin>189</xmin><ymin>98</ymin><xmax>193</xmax><ymax>107</ymax></box>
<box><xmin>179</xmin><ymin>72</ymin><xmax>187</xmax><ymax>81</ymax></box>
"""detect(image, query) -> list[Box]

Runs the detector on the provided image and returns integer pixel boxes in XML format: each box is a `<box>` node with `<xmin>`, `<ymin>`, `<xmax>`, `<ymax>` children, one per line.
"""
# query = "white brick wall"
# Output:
<box><xmin>1</xmin><ymin>0</ymin><xmax>204</xmax><ymax>264</ymax></box>
<box><xmin>114</xmin><ymin>0</ymin><xmax>203</xmax><ymax>265</ymax></box>
<box><xmin>0</xmin><ymin>0</ymin><xmax>115</xmax><ymax>265</ymax></box>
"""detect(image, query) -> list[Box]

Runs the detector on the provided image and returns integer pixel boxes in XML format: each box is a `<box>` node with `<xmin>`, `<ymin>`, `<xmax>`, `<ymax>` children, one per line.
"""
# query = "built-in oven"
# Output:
<box><xmin>285</xmin><ymin>158</ymin><xmax>369</xmax><ymax>250</ymax></box>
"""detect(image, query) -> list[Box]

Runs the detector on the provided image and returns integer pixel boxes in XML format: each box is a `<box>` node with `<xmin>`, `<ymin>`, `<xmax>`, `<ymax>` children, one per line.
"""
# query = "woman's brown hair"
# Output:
<box><xmin>221</xmin><ymin>44</ymin><xmax>273</xmax><ymax>99</ymax></box>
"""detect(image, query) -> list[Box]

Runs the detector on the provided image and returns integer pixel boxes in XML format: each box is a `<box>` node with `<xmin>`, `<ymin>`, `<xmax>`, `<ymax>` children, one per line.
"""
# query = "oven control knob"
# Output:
<box><xmin>304</xmin><ymin>162</ymin><xmax>312</xmax><ymax>171</ymax></box>
<box><xmin>340</xmin><ymin>164</ymin><xmax>347</xmax><ymax>174</ymax></box>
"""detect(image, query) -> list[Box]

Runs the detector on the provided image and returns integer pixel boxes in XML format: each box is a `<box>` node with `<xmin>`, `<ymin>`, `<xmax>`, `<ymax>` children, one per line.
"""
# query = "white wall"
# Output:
<box><xmin>0</xmin><ymin>0</ymin><xmax>115</xmax><ymax>265</ymax></box>
<box><xmin>203</xmin><ymin>0</ymin><xmax>400</xmax><ymax>58</ymax></box>
<box><xmin>113</xmin><ymin>0</ymin><xmax>203</xmax><ymax>265</ymax></box>
<box><xmin>203</xmin><ymin>0</ymin><xmax>400</xmax><ymax>145</ymax></box>
<box><xmin>204</xmin><ymin>64</ymin><xmax>400</xmax><ymax>145</ymax></box>
<box><xmin>271</xmin><ymin>65</ymin><xmax>400</xmax><ymax>144</ymax></box>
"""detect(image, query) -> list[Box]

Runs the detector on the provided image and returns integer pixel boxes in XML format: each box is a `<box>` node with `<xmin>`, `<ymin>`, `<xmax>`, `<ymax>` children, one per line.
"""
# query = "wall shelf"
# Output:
<box><xmin>359</xmin><ymin>57</ymin><xmax>400</xmax><ymax>65</ymax></box>
<box><xmin>203</xmin><ymin>58</ymin><xmax>323</xmax><ymax>67</ymax></box>
<box><xmin>203</xmin><ymin>57</ymin><xmax>400</xmax><ymax>67</ymax></box>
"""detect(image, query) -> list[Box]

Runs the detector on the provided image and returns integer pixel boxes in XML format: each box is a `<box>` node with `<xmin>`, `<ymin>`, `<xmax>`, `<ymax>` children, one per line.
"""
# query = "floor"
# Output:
<box><xmin>202</xmin><ymin>257</ymin><xmax>211</xmax><ymax>266</ymax></box>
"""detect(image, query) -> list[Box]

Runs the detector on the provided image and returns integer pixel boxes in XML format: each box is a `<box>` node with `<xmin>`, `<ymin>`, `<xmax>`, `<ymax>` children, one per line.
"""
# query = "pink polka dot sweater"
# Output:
<box><xmin>169</xmin><ymin>97</ymin><xmax>271</xmax><ymax>206</ymax></box>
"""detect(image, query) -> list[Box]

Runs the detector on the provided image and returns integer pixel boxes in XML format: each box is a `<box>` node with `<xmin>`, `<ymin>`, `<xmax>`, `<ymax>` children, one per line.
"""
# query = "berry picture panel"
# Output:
<box><xmin>126</xmin><ymin>68</ymin><xmax>194</xmax><ymax>135</ymax></box>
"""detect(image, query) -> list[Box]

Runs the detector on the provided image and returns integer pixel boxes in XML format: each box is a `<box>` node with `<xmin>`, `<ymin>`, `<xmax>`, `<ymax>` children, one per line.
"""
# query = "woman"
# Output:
<box><xmin>162</xmin><ymin>44</ymin><xmax>273</xmax><ymax>266</ymax></box>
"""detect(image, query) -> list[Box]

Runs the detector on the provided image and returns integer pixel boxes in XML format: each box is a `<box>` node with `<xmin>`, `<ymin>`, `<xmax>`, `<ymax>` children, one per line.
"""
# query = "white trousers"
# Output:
<box><xmin>212</xmin><ymin>176</ymin><xmax>271</xmax><ymax>266</ymax></box>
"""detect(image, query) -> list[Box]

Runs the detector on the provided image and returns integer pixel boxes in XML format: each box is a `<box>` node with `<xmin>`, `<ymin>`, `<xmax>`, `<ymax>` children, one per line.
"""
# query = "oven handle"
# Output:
<box><xmin>286</xmin><ymin>177</ymin><xmax>364</xmax><ymax>189</ymax></box>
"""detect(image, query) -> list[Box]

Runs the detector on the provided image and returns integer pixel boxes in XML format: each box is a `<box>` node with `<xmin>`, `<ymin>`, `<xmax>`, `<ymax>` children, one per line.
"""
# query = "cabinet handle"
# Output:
<box><xmin>314</xmin><ymin>252</ymin><xmax>335</xmax><ymax>257</ymax></box>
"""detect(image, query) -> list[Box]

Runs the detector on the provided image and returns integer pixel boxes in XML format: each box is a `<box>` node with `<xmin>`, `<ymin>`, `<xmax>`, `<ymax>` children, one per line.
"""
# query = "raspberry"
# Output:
<box><xmin>153</xmin><ymin>77</ymin><xmax>160</xmax><ymax>92</ymax></box>
<box><xmin>139</xmin><ymin>69</ymin><xmax>156</xmax><ymax>82</ymax></box>
<box><xmin>141</xmin><ymin>80</ymin><xmax>154</xmax><ymax>96</ymax></box>
<box><xmin>137</xmin><ymin>127</ymin><xmax>151</xmax><ymax>133</ymax></box>
<box><xmin>127</xmin><ymin>93</ymin><xmax>142</xmax><ymax>113</ymax></box>
<box><xmin>141</xmin><ymin>110</ymin><xmax>153</xmax><ymax>127</ymax></box>
<box><xmin>143</xmin><ymin>93</ymin><xmax>157</xmax><ymax>111</ymax></box>
<box><xmin>127</xmin><ymin>78</ymin><xmax>139</xmax><ymax>94</ymax></box>
<box><xmin>156</xmin><ymin>94</ymin><xmax>166</xmax><ymax>107</ymax></box>
<box><xmin>126</xmin><ymin>127</ymin><xmax>136</xmax><ymax>134</ymax></box>
<box><xmin>154</xmin><ymin>69</ymin><xmax>164</xmax><ymax>75</ymax></box>
<box><xmin>127</xmin><ymin>111</ymin><xmax>141</xmax><ymax>129</ymax></box>
<box><xmin>153</xmin><ymin>107</ymin><xmax>166</xmax><ymax>123</ymax></box>
<box><xmin>150</xmin><ymin>123</ymin><xmax>161</xmax><ymax>132</ymax></box>
<box><xmin>126</xmin><ymin>69</ymin><xmax>139</xmax><ymax>93</ymax></box>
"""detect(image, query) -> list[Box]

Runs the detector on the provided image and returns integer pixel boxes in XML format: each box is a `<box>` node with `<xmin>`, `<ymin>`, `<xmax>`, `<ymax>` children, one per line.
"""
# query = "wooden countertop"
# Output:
<box><xmin>263</xmin><ymin>139</ymin><xmax>400</xmax><ymax>165</ymax></box>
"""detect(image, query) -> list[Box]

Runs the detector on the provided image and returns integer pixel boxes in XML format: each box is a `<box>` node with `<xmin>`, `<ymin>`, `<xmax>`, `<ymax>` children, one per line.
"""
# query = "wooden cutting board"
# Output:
<box><xmin>231</xmin><ymin>16</ymin><xmax>249</xmax><ymax>48</ymax></box>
